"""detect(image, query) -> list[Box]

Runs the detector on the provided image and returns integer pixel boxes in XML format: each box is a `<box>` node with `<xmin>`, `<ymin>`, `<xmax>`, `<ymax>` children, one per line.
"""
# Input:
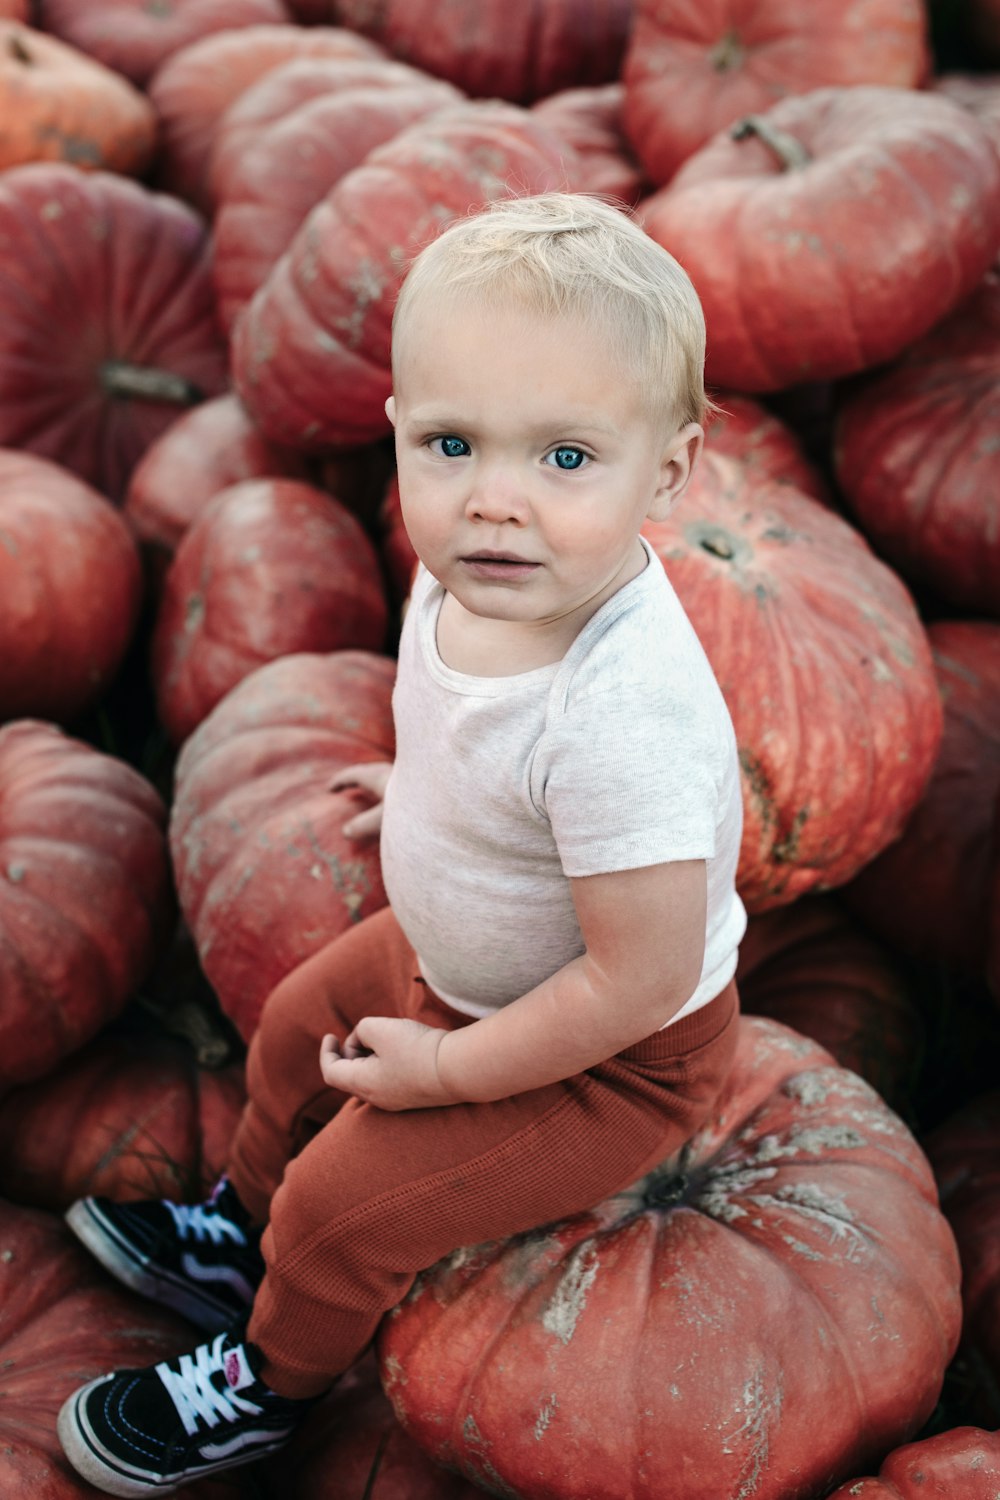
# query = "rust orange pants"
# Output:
<box><xmin>228</xmin><ymin>905</ymin><xmax>739</xmax><ymax>1398</ymax></box>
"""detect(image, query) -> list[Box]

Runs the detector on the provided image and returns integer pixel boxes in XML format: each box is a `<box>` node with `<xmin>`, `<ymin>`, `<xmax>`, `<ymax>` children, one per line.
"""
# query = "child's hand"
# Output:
<box><xmin>319</xmin><ymin>1018</ymin><xmax>454</xmax><ymax>1111</ymax></box>
<box><xmin>329</xmin><ymin>761</ymin><xmax>393</xmax><ymax>839</ymax></box>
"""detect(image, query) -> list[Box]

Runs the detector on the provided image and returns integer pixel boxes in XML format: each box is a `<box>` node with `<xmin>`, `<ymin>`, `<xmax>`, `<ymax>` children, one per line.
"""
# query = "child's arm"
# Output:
<box><xmin>319</xmin><ymin>858</ymin><xmax>707</xmax><ymax>1109</ymax></box>
<box><xmin>330</xmin><ymin>761</ymin><xmax>392</xmax><ymax>839</ymax></box>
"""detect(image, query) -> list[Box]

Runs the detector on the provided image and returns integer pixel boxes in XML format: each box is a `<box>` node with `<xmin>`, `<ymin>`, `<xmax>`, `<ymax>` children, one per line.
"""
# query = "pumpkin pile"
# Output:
<box><xmin>0</xmin><ymin>1</ymin><xmax>998</xmax><ymax>1496</ymax></box>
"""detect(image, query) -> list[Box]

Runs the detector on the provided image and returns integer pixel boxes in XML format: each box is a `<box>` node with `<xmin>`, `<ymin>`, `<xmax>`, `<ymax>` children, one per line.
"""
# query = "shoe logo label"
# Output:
<box><xmin>180</xmin><ymin>1253</ymin><xmax>256</xmax><ymax>1305</ymax></box>
<box><xmin>224</xmin><ymin>1347</ymin><xmax>254</xmax><ymax>1391</ymax></box>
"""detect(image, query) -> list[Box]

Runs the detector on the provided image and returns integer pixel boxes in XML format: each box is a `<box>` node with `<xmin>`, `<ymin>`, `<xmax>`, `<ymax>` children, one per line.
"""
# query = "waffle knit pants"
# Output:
<box><xmin>228</xmin><ymin>905</ymin><xmax>739</xmax><ymax>1399</ymax></box>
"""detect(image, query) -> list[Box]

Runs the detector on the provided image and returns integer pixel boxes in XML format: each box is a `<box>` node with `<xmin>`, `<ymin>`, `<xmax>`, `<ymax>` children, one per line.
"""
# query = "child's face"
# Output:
<box><xmin>389</xmin><ymin>293</ymin><xmax>701</xmax><ymax>632</ymax></box>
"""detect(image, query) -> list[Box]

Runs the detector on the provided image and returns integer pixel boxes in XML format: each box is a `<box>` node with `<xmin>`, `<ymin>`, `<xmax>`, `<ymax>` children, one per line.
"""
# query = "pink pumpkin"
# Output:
<box><xmin>531</xmin><ymin>83</ymin><xmax>645</xmax><ymax>204</ymax></box>
<box><xmin>825</xmin><ymin>1427</ymin><xmax>1000</xmax><ymax>1498</ymax></box>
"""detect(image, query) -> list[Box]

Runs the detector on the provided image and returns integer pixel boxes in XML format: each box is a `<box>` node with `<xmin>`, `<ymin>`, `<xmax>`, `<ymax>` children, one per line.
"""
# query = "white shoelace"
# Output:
<box><xmin>164</xmin><ymin>1200</ymin><xmax>246</xmax><ymax>1246</ymax></box>
<box><xmin>156</xmin><ymin>1333</ymin><xmax>262</xmax><ymax>1437</ymax></box>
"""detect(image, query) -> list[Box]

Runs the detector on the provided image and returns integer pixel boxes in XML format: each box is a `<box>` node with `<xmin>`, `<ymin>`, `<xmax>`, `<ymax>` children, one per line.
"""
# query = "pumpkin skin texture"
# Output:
<box><xmin>642</xmin><ymin>453</ymin><xmax>943</xmax><ymax>911</ymax></box>
<box><xmin>935</xmin><ymin>74</ymin><xmax>1000</xmax><ymax>160</ymax></box>
<box><xmin>148</xmin><ymin>24</ymin><xmax>384</xmax><ymax>210</ymax></box>
<box><xmin>0</xmin><ymin>164</ymin><xmax>227</xmax><ymax>503</ymax></box>
<box><xmin>641</xmin><ymin>88</ymin><xmax>1000</xmax><ymax>393</ymax></box>
<box><xmin>0</xmin><ymin>722</ymin><xmax>174</xmax><ymax>1092</ymax></box>
<box><xmin>737</xmin><ymin>897</ymin><xmax>922</xmax><ymax>1115</ymax></box>
<box><xmin>332</xmin><ymin>0</ymin><xmax>631</xmax><ymax>103</ymax></box>
<box><xmin>622</xmin><ymin>0</ymin><xmax>929</xmax><ymax>188</ymax></box>
<box><xmin>379</xmin><ymin>1017</ymin><xmax>961</xmax><ymax>1500</ymax></box>
<box><xmin>0</xmin><ymin>1032</ymin><xmax>245</xmax><ymax>1211</ymax></box>
<box><xmin>532</xmin><ymin>83</ymin><xmax>646</xmax><ymax>205</ymax></box>
<box><xmin>37</xmin><ymin>0</ymin><xmax>292</xmax><ymax>87</ymax></box>
<box><xmin>170</xmin><ymin>651</ymin><xmax>394</xmax><ymax>1040</ymax></box>
<box><xmin>825</xmin><ymin>1427</ymin><xmax>1000</xmax><ymax>1499</ymax></box>
<box><xmin>0</xmin><ymin>22</ymin><xmax>156</xmax><ymax>175</ymax></box>
<box><xmin>152</xmin><ymin>478</ymin><xmax>388</xmax><ymax>745</ymax></box>
<box><xmin>211</xmin><ymin>59</ymin><xmax>459</xmax><ymax>334</ymax></box>
<box><xmin>0</xmin><ymin>449</ymin><xmax>142</xmax><ymax>723</ymax></box>
<box><xmin>834</xmin><ymin>268</ymin><xmax>1000</xmax><ymax>617</ymax></box>
<box><xmin>924</xmin><ymin>1093</ymin><xmax>1000</xmax><ymax>1419</ymax></box>
<box><xmin>0</xmin><ymin>1201</ymin><xmax>203</xmax><ymax>1499</ymax></box>
<box><xmin>842</xmin><ymin>621</ymin><xmax>1000</xmax><ymax>976</ymax></box>
<box><xmin>706</xmin><ymin>391</ymin><xmax>829</xmax><ymax>501</ymax></box>
<box><xmin>124</xmin><ymin>393</ymin><xmax>310</xmax><ymax>575</ymax></box>
<box><xmin>233</xmin><ymin>102</ymin><xmax>573</xmax><ymax>451</ymax></box>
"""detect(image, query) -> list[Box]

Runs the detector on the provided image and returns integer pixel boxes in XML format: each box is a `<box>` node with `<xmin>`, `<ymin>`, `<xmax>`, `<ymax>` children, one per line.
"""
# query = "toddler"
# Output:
<box><xmin>58</xmin><ymin>192</ymin><xmax>747</xmax><ymax>1495</ymax></box>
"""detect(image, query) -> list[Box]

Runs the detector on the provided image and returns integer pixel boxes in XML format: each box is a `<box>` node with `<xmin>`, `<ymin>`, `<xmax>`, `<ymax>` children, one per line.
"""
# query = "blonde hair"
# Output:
<box><xmin>391</xmin><ymin>192</ymin><xmax>712</xmax><ymax>433</ymax></box>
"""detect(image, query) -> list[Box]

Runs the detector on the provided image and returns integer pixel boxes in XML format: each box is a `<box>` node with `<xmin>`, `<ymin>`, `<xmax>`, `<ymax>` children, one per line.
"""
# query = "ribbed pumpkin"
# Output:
<box><xmin>531</xmin><ymin>83</ymin><xmax>645</xmax><ymax>204</ymax></box>
<box><xmin>332</xmin><ymin>0</ymin><xmax>631</xmax><ymax>103</ymax></box>
<box><xmin>737</xmin><ymin>896</ymin><xmax>921</xmax><ymax>1114</ymax></box>
<box><xmin>0</xmin><ymin>22</ymin><xmax>156</xmax><ymax>174</ymax></box>
<box><xmin>0</xmin><ymin>449</ymin><xmax>142</xmax><ymax>723</ymax></box>
<box><xmin>622</xmin><ymin>0</ymin><xmax>929</xmax><ymax>187</ymax></box>
<box><xmin>37</xmin><ymin>0</ymin><xmax>292</xmax><ymax>86</ymax></box>
<box><xmin>152</xmin><ymin>479</ymin><xmax>388</xmax><ymax>745</ymax></box>
<box><xmin>124</xmin><ymin>393</ymin><xmax>310</xmax><ymax>575</ymax></box>
<box><xmin>705</xmin><ymin>391</ymin><xmax>828</xmax><ymax>500</ymax></box>
<box><xmin>234</xmin><ymin>102</ymin><xmax>573</xmax><ymax>450</ymax></box>
<box><xmin>641</xmin><ymin>88</ymin><xmax>1000</xmax><ymax>392</ymax></box>
<box><xmin>0</xmin><ymin>164</ymin><xmax>227</xmax><ymax>502</ymax></box>
<box><xmin>642</xmin><ymin>453</ymin><xmax>942</xmax><ymax>910</ymax></box>
<box><xmin>825</xmin><ymin>1428</ymin><xmax>1000</xmax><ymax>1499</ymax></box>
<box><xmin>0</xmin><ymin>721</ymin><xmax>173</xmax><ymax>1091</ymax></box>
<box><xmin>0</xmin><ymin>1031</ymin><xmax>245</xmax><ymax>1211</ymax></box>
<box><xmin>148</xmin><ymin>24</ymin><xmax>384</xmax><ymax>210</ymax></box>
<box><xmin>211</xmin><ymin>58</ymin><xmax>458</xmax><ymax>333</ymax></box>
<box><xmin>0</xmin><ymin>1202</ymin><xmax>200</xmax><ymax>1499</ymax></box>
<box><xmin>835</xmin><ymin>268</ymin><xmax>1000</xmax><ymax>617</ymax></box>
<box><xmin>925</xmin><ymin>1094</ymin><xmax>1000</xmax><ymax>1427</ymax></box>
<box><xmin>170</xmin><ymin>651</ymin><xmax>394</xmax><ymax>1040</ymax></box>
<box><xmin>843</xmin><ymin>620</ymin><xmax>1000</xmax><ymax>976</ymax></box>
<box><xmin>380</xmin><ymin>1017</ymin><xmax>961</xmax><ymax>1500</ymax></box>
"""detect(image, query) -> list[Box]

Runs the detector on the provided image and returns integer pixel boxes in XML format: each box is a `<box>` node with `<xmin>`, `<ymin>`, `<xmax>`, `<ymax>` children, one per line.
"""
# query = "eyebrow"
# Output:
<box><xmin>402</xmin><ymin>412</ymin><xmax>624</xmax><ymax>439</ymax></box>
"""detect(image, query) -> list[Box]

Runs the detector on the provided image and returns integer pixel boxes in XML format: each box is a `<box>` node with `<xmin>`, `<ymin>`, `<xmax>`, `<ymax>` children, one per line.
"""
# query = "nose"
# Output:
<box><xmin>465</xmin><ymin>463</ymin><xmax>529</xmax><ymax>525</ymax></box>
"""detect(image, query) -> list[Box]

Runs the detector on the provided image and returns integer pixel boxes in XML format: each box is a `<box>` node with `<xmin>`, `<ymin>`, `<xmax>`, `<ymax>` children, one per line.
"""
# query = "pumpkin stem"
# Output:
<box><xmin>710</xmin><ymin>29</ymin><xmax>745</xmax><ymax>72</ymax></box>
<box><xmin>699</xmin><ymin>531</ymin><xmax>736</xmax><ymax>561</ymax></box>
<box><xmin>8</xmin><ymin>30</ymin><xmax>33</xmax><ymax>64</ymax></box>
<box><xmin>731</xmin><ymin>115</ymin><xmax>812</xmax><ymax>171</ymax></box>
<box><xmin>100</xmin><ymin>361</ymin><xmax>203</xmax><ymax>405</ymax></box>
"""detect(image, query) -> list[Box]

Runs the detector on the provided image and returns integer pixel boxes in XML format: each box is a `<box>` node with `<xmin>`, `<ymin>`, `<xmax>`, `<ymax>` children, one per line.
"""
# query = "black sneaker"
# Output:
<box><xmin>65</xmin><ymin>1176</ymin><xmax>265</xmax><ymax>1332</ymax></box>
<box><xmin>57</xmin><ymin>1323</ymin><xmax>313</xmax><ymax>1496</ymax></box>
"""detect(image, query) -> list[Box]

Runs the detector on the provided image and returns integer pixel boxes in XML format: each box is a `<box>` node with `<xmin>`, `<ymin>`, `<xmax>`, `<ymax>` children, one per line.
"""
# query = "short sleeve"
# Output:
<box><xmin>534</xmin><ymin>682</ymin><xmax>723</xmax><ymax>878</ymax></box>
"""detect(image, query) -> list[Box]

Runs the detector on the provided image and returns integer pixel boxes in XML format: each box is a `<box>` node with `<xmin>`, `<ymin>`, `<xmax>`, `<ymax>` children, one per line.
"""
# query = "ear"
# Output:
<box><xmin>647</xmin><ymin>422</ymin><xmax>703</xmax><ymax>523</ymax></box>
<box><xmin>385</xmin><ymin>394</ymin><xmax>397</xmax><ymax>427</ymax></box>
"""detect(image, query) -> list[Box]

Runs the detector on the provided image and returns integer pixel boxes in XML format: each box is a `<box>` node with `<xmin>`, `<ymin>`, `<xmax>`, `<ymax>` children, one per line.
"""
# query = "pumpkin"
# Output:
<box><xmin>641</xmin><ymin>88</ymin><xmax>1000</xmax><ymax>392</ymax></box>
<box><xmin>531</xmin><ymin>83</ymin><xmax>645</xmax><ymax>205</ymax></box>
<box><xmin>152</xmin><ymin>478</ymin><xmax>388</xmax><ymax>744</ymax></box>
<box><xmin>0</xmin><ymin>164</ymin><xmax>227</xmax><ymax>502</ymax></box>
<box><xmin>0</xmin><ymin>22</ymin><xmax>156</xmax><ymax>175</ymax></box>
<box><xmin>0</xmin><ymin>1200</ymin><xmax>205</xmax><ymax>1499</ymax></box>
<box><xmin>0</xmin><ymin>721</ymin><xmax>174</xmax><ymax>1091</ymax></box>
<box><xmin>706</xmin><ymin>391</ymin><xmax>829</xmax><ymax>500</ymax></box>
<box><xmin>925</xmin><ymin>1092</ymin><xmax>1000</xmax><ymax>1423</ymax></box>
<box><xmin>834</xmin><ymin>267</ymin><xmax>1000</xmax><ymax>617</ymax></box>
<box><xmin>0</xmin><ymin>1030</ymin><xmax>245</xmax><ymax>1211</ymax></box>
<box><xmin>331</xmin><ymin>0</ymin><xmax>631</xmax><ymax>103</ymax></box>
<box><xmin>378</xmin><ymin>476</ymin><xmax>417</xmax><ymax>606</ymax></box>
<box><xmin>935</xmin><ymin>74</ymin><xmax>1000</xmax><ymax>159</ymax></box>
<box><xmin>642</xmin><ymin>453</ymin><xmax>943</xmax><ymax>910</ymax></box>
<box><xmin>737</xmin><ymin>896</ymin><xmax>922</xmax><ymax>1114</ymax></box>
<box><xmin>170</xmin><ymin>651</ymin><xmax>394</xmax><ymax>1040</ymax></box>
<box><xmin>148</xmin><ymin>23</ymin><xmax>384</xmax><ymax>210</ymax></box>
<box><xmin>842</xmin><ymin>620</ymin><xmax>1000</xmax><ymax>976</ymax></box>
<box><xmin>379</xmin><ymin>1017</ymin><xmax>961</xmax><ymax>1500</ymax></box>
<box><xmin>233</xmin><ymin>101</ymin><xmax>573</xmax><ymax>450</ymax></box>
<box><xmin>36</xmin><ymin>0</ymin><xmax>292</xmax><ymax>86</ymax></box>
<box><xmin>825</xmin><ymin>1427</ymin><xmax>1000</xmax><ymax>1499</ymax></box>
<box><xmin>622</xmin><ymin>0</ymin><xmax>929</xmax><ymax>187</ymax></box>
<box><xmin>0</xmin><ymin>0</ymin><xmax>28</xmax><ymax>17</ymax></box>
<box><xmin>211</xmin><ymin>58</ymin><xmax>459</xmax><ymax>333</ymax></box>
<box><xmin>124</xmin><ymin>393</ymin><xmax>310</xmax><ymax>577</ymax></box>
<box><xmin>0</xmin><ymin>449</ymin><xmax>142</xmax><ymax>723</ymax></box>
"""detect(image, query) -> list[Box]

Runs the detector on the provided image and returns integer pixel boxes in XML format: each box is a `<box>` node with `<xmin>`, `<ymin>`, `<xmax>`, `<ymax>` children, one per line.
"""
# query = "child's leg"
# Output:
<box><xmin>248</xmin><ymin>978</ymin><xmax>739</xmax><ymax>1399</ymax></box>
<box><xmin>228</xmin><ymin>905</ymin><xmax>449</xmax><ymax>1222</ymax></box>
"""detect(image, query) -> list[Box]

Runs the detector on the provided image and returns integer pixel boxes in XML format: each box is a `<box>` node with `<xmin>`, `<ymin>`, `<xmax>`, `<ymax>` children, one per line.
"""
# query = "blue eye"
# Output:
<box><xmin>431</xmin><ymin>435</ymin><xmax>470</xmax><ymax>458</ymax></box>
<box><xmin>547</xmin><ymin>447</ymin><xmax>587</xmax><ymax>470</ymax></box>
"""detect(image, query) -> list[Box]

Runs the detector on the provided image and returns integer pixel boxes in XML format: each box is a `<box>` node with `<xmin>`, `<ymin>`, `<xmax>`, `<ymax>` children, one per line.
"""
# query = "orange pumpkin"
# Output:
<box><xmin>0</xmin><ymin>22</ymin><xmax>155</xmax><ymax>174</ymax></box>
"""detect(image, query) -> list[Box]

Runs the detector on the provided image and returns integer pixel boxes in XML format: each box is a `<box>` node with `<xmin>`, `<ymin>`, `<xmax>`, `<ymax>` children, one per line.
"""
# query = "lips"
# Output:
<box><xmin>461</xmin><ymin>550</ymin><xmax>535</xmax><ymax>564</ymax></box>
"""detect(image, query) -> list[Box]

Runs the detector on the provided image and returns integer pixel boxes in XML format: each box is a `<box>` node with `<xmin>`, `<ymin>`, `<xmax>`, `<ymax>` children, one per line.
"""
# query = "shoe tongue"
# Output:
<box><xmin>223</xmin><ymin>1344</ymin><xmax>256</xmax><ymax>1392</ymax></box>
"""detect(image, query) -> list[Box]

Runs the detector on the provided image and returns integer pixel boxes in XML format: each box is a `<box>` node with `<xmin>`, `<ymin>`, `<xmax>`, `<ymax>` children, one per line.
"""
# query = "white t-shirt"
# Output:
<box><xmin>379</xmin><ymin>536</ymin><xmax>747</xmax><ymax>1025</ymax></box>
